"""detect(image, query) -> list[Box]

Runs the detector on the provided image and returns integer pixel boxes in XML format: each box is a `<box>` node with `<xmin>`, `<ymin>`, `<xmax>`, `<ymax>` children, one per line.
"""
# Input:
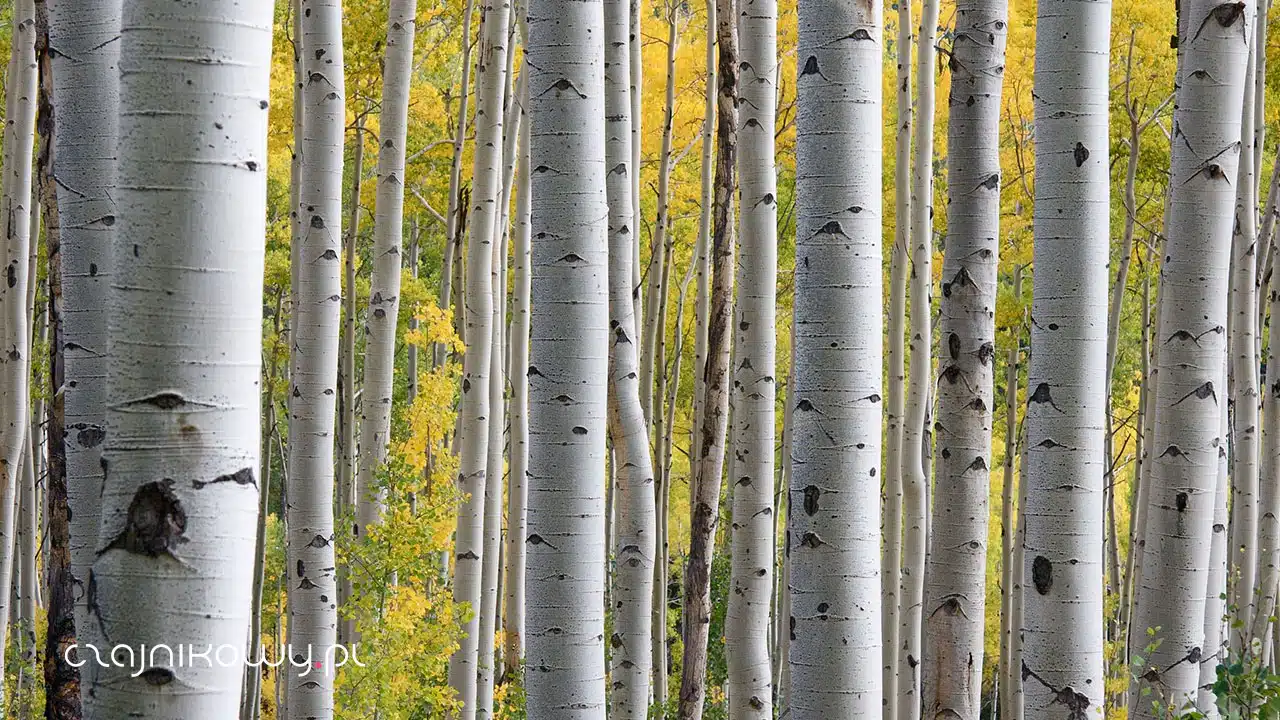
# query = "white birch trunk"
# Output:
<box><xmin>502</xmin><ymin>65</ymin><xmax>531</xmax><ymax>674</ymax></box>
<box><xmin>726</xmin><ymin>0</ymin><xmax>777</xmax><ymax>714</ymax></box>
<box><xmin>448</xmin><ymin>0</ymin><xmax>510</xmax><ymax>712</ymax></box>
<box><xmin>604</xmin><ymin>0</ymin><xmax>656</xmax><ymax>714</ymax></box>
<box><xmin>1197</xmin><ymin>356</ymin><xmax>1230</xmax><ymax>720</ymax></box>
<box><xmin>90</xmin><ymin>1</ymin><xmax>270</xmax><ymax>714</ymax></box>
<box><xmin>286</xmin><ymin>0</ymin><xmax>346</xmax><ymax>716</ymax></box>
<box><xmin>523</xmin><ymin>0</ymin><xmax>610</xmax><ymax>714</ymax></box>
<box><xmin>1129</xmin><ymin>1</ymin><xmax>1251</xmax><ymax>714</ymax></box>
<box><xmin>1227</xmin><ymin>30</ymin><xmax>1260</xmax><ymax>645</ymax></box>
<box><xmin>900</xmin><ymin>0</ymin><xmax>940</xmax><ymax>712</ymax></box>
<box><xmin>1021</xmin><ymin>0</ymin><xmax>1111</xmax><ymax>717</ymax></box>
<box><xmin>883</xmin><ymin>1</ymin><xmax>911</xmax><ymax>715</ymax></box>
<box><xmin>922</xmin><ymin>0</ymin><xmax>1007</xmax><ymax>711</ymax></box>
<box><xmin>354</xmin><ymin>0</ymin><xmax>417</xmax><ymax>535</ymax></box>
<box><xmin>46</xmin><ymin>0</ymin><xmax>119</xmax><ymax>708</ymax></box>
<box><xmin>0</xmin><ymin>0</ymin><xmax>37</xmax><ymax>689</ymax></box>
<box><xmin>998</xmin><ymin>266</ymin><xmax>1023</xmax><ymax>720</ymax></box>
<box><xmin>790</xmin><ymin>0</ymin><xmax>883</xmax><ymax>714</ymax></box>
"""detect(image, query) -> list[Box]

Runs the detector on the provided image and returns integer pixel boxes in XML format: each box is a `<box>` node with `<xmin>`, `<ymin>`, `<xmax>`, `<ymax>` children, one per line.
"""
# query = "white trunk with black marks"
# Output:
<box><xmin>923</xmin><ymin>0</ymin><xmax>1006</xmax><ymax>712</ymax></box>
<box><xmin>604</xmin><ymin>0</ymin><xmax>655</xmax><ymax>714</ymax></box>
<box><xmin>47</xmin><ymin>0</ymin><xmax>119</xmax><ymax>708</ymax></box>
<box><xmin>1021</xmin><ymin>0</ymin><xmax>1110</xmax><ymax>716</ymax></box>
<box><xmin>448</xmin><ymin>0</ymin><xmax>509</xmax><ymax>713</ymax></box>
<box><xmin>523</xmin><ymin>0</ymin><xmax>609</xmax><ymax>714</ymax></box>
<box><xmin>286</xmin><ymin>0</ymin><xmax>345</xmax><ymax>716</ymax></box>
<box><xmin>692</xmin><ymin>0</ymin><xmax>716</xmax><ymax>472</ymax></box>
<box><xmin>791</xmin><ymin>0</ymin><xmax>883</xmax><ymax>715</ymax></box>
<box><xmin>629</xmin><ymin>0</ymin><xmax>643</xmax><ymax>346</ymax></box>
<box><xmin>91</xmin><ymin>1</ymin><xmax>270</xmax><ymax>714</ymax></box>
<box><xmin>1129</xmin><ymin>1</ymin><xmax>1250</xmax><ymax>715</ymax></box>
<box><xmin>726</xmin><ymin>0</ymin><xmax>776</xmax><ymax>714</ymax></box>
<box><xmin>883</xmin><ymin>4</ymin><xmax>910</xmax><ymax>715</ymax></box>
<box><xmin>1255</xmin><ymin>268</ymin><xmax>1280</xmax><ymax>645</ymax></box>
<box><xmin>354</xmin><ymin>0</ymin><xmax>416</xmax><ymax>536</ymax></box>
<box><xmin>502</xmin><ymin>63</ymin><xmax>531</xmax><ymax>674</ymax></box>
<box><xmin>1228</xmin><ymin>30</ymin><xmax>1260</xmax><ymax>645</ymax></box>
<box><xmin>1197</xmin><ymin>357</ymin><xmax>1229</xmax><ymax>720</ymax></box>
<box><xmin>0</xmin><ymin>0</ymin><xmax>36</xmax><ymax>689</ymax></box>
<box><xmin>900</xmin><ymin>0</ymin><xmax>939</xmax><ymax>713</ymax></box>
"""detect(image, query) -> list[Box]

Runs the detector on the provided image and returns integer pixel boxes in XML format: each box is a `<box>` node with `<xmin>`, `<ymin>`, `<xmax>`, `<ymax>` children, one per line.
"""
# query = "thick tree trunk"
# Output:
<box><xmin>1021</xmin><ymin>0</ymin><xmax>1112</xmax><ymax>718</ymax></box>
<box><xmin>921</xmin><ymin>0</ymin><xmax>1007</xmax><ymax>713</ymax></box>
<box><xmin>286</xmin><ymin>0</ymin><xmax>346</xmax><ymax>716</ymax></box>
<box><xmin>899</xmin><ymin>0</ymin><xmax>940</xmax><ymax>712</ymax></box>
<box><xmin>523</xmin><ymin>0</ymin><xmax>610</xmax><ymax>714</ymax></box>
<box><xmin>1129</xmin><ymin>1</ymin><xmax>1250</xmax><ymax>714</ymax></box>
<box><xmin>882</xmin><ymin>0</ymin><xmax>911</xmax><ymax>714</ymax></box>
<box><xmin>677</xmin><ymin>2</ymin><xmax>737</xmax><ymax>716</ymax></box>
<box><xmin>448</xmin><ymin>0</ymin><xmax>509</xmax><ymax>713</ymax></box>
<box><xmin>91</xmin><ymin>2</ymin><xmax>271</xmax><ymax>714</ymax></box>
<box><xmin>725</xmin><ymin>0</ymin><xmax>777</xmax><ymax>714</ymax></box>
<box><xmin>790</xmin><ymin>0</ymin><xmax>884</xmax><ymax>715</ymax></box>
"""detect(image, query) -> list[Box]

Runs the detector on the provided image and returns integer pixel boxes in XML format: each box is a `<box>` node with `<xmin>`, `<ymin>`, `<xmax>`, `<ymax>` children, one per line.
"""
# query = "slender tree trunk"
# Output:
<box><xmin>1255</xmin><ymin>228</ymin><xmax>1280</xmax><ymax>648</ymax></box>
<box><xmin>629</xmin><ymin>0</ymin><xmax>644</xmax><ymax>346</ymax></box>
<box><xmin>91</xmin><ymin>2</ymin><xmax>271</xmax><ymax>714</ymax></box>
<box><xmin>448</xmin><ymin>0</ymin><xmax>509</xmax><ymax>712</ymax></box>
<box><xmin>286</xmin><ymin>0</ymin><xmax>346</xmax><ymax>716</ymax></box>
<box><xmin>639</xmin><ymin>8</ymin><xmax>680</xmax><ymax>435</ymax></box>
<box><xmin>774</xmin><ymin>339</ymin><xmax>796</xmax><ymax>713</ymax></box>
<box><xmin>35</xmin><ymin>7</ymin><xmax>81</xmax><ymax>713</ymax></box>
<box><xmin>0</xmin><ymin>1</ymin><xmax>38</xmax><ymax>693</ymax></box>
<box><xmin>725</xmin><ymin>0</ymin><xmax>777</xmax><ymax>714</ymax></box>
<box><xmin>692</xmin><ymin>0</ymin><xmax>716</xmax><ymax>474</ymax></box>
<box><xmin>1008</xmin><ymin>424</ymin><xmax>1029</xmax><ymax>720</ymax></box>
<box><xmin>354</xmin><ymin>0</ymin><xmax>416</xmax><ymax>542</ymax></box>
<box><xmin>922</xmin><ymin>0</ymin><xmax>1007</xmax><ymax>712</ymax></box>
<box><xmin>603</xmin><ymin>3</ymin><xmax>657</xmax><ymax>714</ymax></box>
<box><xmin>502</xmin><ymin>61</ymin><xmax>531</xmax><ymax>676</ymax></box>
<box><xmin>998</xmin><ymin>266</ymin><xmax>1023</xmax><ymax>720</ymax></box>
<box><xmin>523</xmin><ymin>0</ymin><xmax>610</xmax><ymax>714</ymax></box>
<box><xmin>336</xmin><ymin>112</ymin><xmax>364</xmax><ymax>647</ymax></box>
<box><xmin>1129</xmin><ymin>1</ymin><xmax>1250</xmax><ymax>714</ymax></box>
<box><xmin>883</xmin><ymin>0</ymin><xmax>911</xmax><ymax>714</ymax></box>
<box><xmin>442</xmin><ymin>0</ymin><xmax>478</xmax><ymax>366</ymax></box>
<box><xmin>1198</xmin><ymin>355</ymin><xmax>1231</xmax><ymax>719</ymax></box>
<box><xmin>1228</xmin><ymin>29</ymin><xmax>1261</xmax><ymax>647</ymax></box>
<box><xmin>677</xmin><ymin>1</ymin><xmax>737</xmax><ymax>716</ymax></box>
<box><xmin>790</xmin><ymin>0</ymin><xmax>884</xmax><ymax>714</ymax></box>
<box><xmin>899</xmin><ymin>0</ymin><xmax>940</xmax><ymax>712</ymax></box>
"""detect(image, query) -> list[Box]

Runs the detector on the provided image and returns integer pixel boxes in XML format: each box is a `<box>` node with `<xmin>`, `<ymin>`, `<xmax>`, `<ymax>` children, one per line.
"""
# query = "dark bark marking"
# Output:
<box><xmin>102</xmin><ymin>480</ymin><xmax>187</xmax><ymax>558</ymax></box>
<box><xmin>1032</xmin><ymin>555</ymin><xmax>1052</xmax><ymax>595</ymax></box>
<box><xmin>191</xmin><ymin>466</ymin><xmax>255</xmax><ymax>490</ymax></box>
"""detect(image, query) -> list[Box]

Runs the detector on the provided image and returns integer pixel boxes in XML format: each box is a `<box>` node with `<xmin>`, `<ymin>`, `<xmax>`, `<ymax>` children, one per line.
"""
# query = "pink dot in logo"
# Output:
<box><xmin>313</xmin><ymin>661</ymin><xmax>323</xmax><ymax>669</ymax></box>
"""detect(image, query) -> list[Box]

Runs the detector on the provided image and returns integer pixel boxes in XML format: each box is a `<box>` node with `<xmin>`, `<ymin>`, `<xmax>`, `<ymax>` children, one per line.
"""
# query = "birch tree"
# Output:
<box><xmin>678</xmin><ymin>0</ymin><xmax>737</xmax><ymax>714</ymax></box>
<box><xmin>900</xmin><ymin>0</ymin><xmax>940</xmax><ymax>709</ymax></box>
<box><xmin>355</xmin><ymin>0</ymin><xmax>418</xmax><ymax>535</ymax></box>
<box><xmin>922</xmin><ymin>0</ymin><xmax>1007</xmax><ymax>712</ymax></box>
<box><xmin>89</xmin><ymin>1</ymin><xmax>271</xmax><ymax>715</ymax></box>
<box><xmin>790</xmin><ymin>0</ymin><xmax>884</xmax><ymax>714</ymax></box>
<box><xmin>448</xmin><ymin>0</ymin><xmax>509</xmax><ymax>711</ymax></box>
<box><xmin>47</xmin><ymin>0</ymin><xmax>119</xmax><ymax>708</ymax></box>
<box><xmin>725</xmin><ymin>0</ymin><xmax>777</xmax><ymax>714</ymax></box>
<box><xmin>1129</xmin><ymin>0</ymin><xmax>1251</xmax><ymax>715</ymax></box>
<box><xmin>602</xmin><ymin>3</ymin><xmax>656</xmax><ymax>715</ymax></box>
<box><xmin>286</xmin><ymin>0</ymin><xmax>346</xmax><ymax>716</ymax></box>
<box><xmin>0</xmin><ymin>0</ymin><xmax>38</xmax><ymax>683</ymax></box>
<box><xmin>883</xmin><ymin>2</ymin><xmax>911</xmax><ymax>714</ymax></box>
<box><xmin>1020</xmin><ymin>0</ymin><xmax>1111</xmax><ymax>717</ymax></box>
<box><xmin>523</xmin><ymin>0</ymin><xmax>610</xmax><ymax>714</ymax></box>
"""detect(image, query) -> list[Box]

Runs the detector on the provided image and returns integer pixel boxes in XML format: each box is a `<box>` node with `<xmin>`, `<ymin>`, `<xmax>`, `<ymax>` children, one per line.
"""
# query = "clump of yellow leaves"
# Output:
<box><xmin>334</xmin><ymin>301</ymin><xmax>465</xmax><ymax>718</ymax></box>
